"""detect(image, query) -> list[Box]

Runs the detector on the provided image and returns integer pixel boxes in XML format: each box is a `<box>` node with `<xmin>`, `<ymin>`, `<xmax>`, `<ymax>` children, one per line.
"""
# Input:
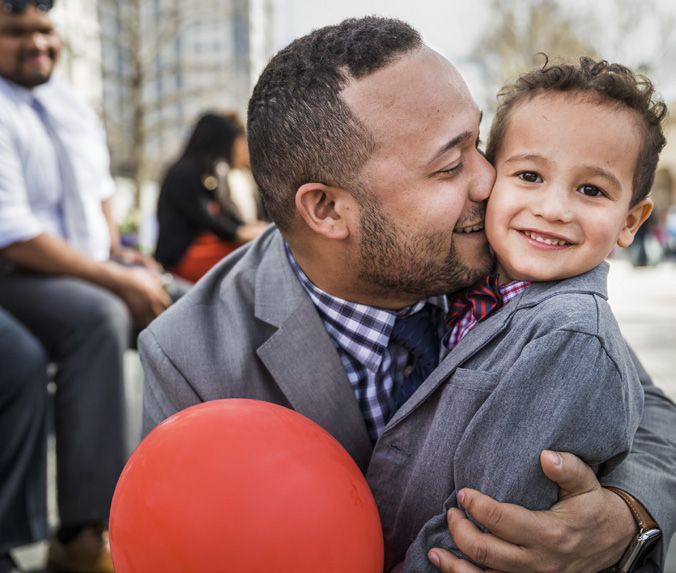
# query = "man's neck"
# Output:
<box><xmin>285</xmin><ymin>239</ymin><xmax>424</xmax><ymax>311</ymax></box>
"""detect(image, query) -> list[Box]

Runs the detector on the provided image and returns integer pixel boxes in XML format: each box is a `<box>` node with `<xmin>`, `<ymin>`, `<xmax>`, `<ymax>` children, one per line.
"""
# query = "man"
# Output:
<box><xmin>0</xmin><ymin>1</ymin><xmax>182</xmax><ymax>571</ymax></box>
<box><xmin>0</xmin><ymin>308</ymin><xmax>48</xmax><ymax>573</ymax></box>
<box><xmin>140</xmin><ymin>17</ymin><xmax>676</xmax><ymax>572</ymax></box>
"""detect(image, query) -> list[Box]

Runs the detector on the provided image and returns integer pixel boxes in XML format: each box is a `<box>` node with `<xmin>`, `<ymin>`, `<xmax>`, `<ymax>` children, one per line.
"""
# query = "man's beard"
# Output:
<box><xmin>355</xmin><ymin>198</ymin><xmax>493</xmax><ymax>302</ymax></box>
<box><xmin>12</xmin><ymin>50</ymin><xmax>55</xmax><ymax>88</ymax></box>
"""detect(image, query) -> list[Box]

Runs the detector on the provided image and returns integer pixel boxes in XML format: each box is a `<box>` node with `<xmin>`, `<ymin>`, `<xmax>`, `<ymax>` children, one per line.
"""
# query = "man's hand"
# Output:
<box><xmin>110</xmin><ymin>244</ymin><xmax>164</xmax><ymax>272</ymax></box>
<box><xmin>108</xmin><ymin>263</ymin><xmax>172</xmax><ymax>327</ymax></box>
<box><xmin>0</xmin><ymin>234</ymin><xmax>171</xmax><ymax>327</ymax></box>
<box><xmin>428</xmin><ymin>450</ymin><xmax>637</xmax><ymax>573</ymax></box>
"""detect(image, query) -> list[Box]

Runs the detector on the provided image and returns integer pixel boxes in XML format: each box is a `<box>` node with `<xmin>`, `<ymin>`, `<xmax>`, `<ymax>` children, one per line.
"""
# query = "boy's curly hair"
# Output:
<box><xmin>485</xmin><ymin>56</ymin><xmax>668</xmax><ymax>206</ymax></box>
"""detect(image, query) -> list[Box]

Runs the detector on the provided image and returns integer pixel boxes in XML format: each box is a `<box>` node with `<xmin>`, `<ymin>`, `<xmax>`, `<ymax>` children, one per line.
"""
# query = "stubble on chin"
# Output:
<box><xmin>13</xmin><ymin>51</ymin><xmax>56</xmax><ymax>88</ymax></box>
<box><xmin>357</xmin><ymin>224</ymin><xmax>494</xmax><ymax>302</ymax></box>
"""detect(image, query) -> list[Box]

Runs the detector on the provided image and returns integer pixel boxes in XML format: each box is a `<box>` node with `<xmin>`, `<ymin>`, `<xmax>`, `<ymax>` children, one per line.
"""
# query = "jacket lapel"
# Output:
<box><xmin>385</xmin><ymin>262</ymin><xmax>610</xmax><ymax>428</ymax></box>
<box><xmin>385</xmin><ymin>292</ymin><xmax>521</xmax><ymax>427</ymax></box>
<box><xmin>253</xmin><ymin>233</ymin><xmax>373</xmax><ymax>471</ymax></box>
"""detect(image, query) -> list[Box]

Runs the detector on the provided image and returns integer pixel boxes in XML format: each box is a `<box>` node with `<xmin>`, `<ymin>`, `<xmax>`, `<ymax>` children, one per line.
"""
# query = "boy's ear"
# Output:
<box><xmin>295</xmin><ymin>182</ymin><xmax>353</xmax><ymax>240</ymax></box>
<box><xmin>617</xmin><ymin>198</ymin><xmax>653</xmax><ymax>248</ymax></box>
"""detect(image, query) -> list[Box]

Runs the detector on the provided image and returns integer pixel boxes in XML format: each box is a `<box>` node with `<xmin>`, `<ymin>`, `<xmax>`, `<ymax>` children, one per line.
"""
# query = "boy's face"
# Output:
<box><xmin>486</xmin><ymin>92</ymin><xmax>652</xmax><ymax>283</ymax></box>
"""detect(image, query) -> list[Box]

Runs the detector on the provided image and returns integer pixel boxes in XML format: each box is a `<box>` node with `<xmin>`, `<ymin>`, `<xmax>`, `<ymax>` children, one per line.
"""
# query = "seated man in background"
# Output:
<box><xmin>0</xmin><ymin>2</ymin><xmax>186</xmax><ymax>570</ymax></box>
<box><xmin>0</xmin><ymin>307</ymin><xmax>48</xmax><ymax>573</ymax></box>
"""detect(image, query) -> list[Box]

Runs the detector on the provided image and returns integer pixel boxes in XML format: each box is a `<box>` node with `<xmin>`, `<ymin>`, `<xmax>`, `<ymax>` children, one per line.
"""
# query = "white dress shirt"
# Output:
<box><xmin>0</xmin><ymin>75</ymin><xmax>114</xmax><ymax>261</ymax></box>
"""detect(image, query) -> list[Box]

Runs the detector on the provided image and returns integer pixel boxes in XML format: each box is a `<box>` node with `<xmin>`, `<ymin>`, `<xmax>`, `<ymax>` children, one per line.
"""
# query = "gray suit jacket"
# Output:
<box><xmin>140</xmin><ymin>225</ymin><xmax>373</xmax><ymax>472</ymax></box>
<box><xmin>367</xmin><ymin>262</ymin><xmax>646</xmax><ymax>572</ymax></box>
<box><xmin>140</xmin><ymin>226</ymin><xmax>676</xmax><ymax>573</ymax></box>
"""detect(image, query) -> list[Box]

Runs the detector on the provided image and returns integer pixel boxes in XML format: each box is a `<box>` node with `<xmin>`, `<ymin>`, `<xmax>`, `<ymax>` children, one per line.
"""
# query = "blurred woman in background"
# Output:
<box><xmin>155</xmin><ymin>112</ymin><xmax>268</xmax><ymax>283</ymax></box>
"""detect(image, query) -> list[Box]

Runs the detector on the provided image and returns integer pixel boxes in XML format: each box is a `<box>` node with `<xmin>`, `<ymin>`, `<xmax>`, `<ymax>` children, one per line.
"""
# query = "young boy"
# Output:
<box><xmin>392</xmin><ymin>57</ymin><xmax>666</xmax><ymax>567</ymax></box>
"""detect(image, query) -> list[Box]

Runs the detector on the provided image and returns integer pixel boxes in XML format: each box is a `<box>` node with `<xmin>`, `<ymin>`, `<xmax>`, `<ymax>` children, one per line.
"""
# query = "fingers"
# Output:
<box><xmin>428</xmin><ymin>547</ymin><xmax>492</xmax><ymax>573</ymax></box>
<box><xmin>456</xmin><ymin>491</ymin><xmax>542</xmax><ymax>547</ymax></box>
<box><xmin>540</xmin><ymin>450</ymin><xmax>599</xmax><ymax>499</ymax></box>
<box><xmin>447</xmin><ymin>454</ymin><xmax>611</xmax><ymax>573</ymax></box>
<box><xmin>448</xmin><ymin>506</ymin><xmax>538</xmax><ymax>572</ymax></box>
<box><xmin>133</xmin><ymin>297</ymin><xmax>167</xmax><ymax>328</ymax></box>
<box><xmin>124</xmin><ymin>269</ymin><xmax>172</xmax><ymax>327</ymax></box>
<box><xmin>144</xmin><ymin>289</ymin><xmax>171</xmax><ymax>325</ymax></box>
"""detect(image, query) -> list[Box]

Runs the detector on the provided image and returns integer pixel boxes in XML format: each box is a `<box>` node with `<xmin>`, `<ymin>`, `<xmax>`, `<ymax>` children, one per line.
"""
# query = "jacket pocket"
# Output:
<box><xmin>446</xmin><ymin>367</ymin><xmax>499</xmax><ymax>393</ymax></box>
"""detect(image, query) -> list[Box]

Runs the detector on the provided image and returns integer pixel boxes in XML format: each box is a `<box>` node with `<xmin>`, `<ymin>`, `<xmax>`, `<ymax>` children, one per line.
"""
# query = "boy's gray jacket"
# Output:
<box><xmin>369</xmin><ymin>257</ymin><xmax>643</xmax><ymax>571</ymax></box>
<box><xmin>139</xmin><ymin>226</ymin><xmax>676</xmax><ymax>573</ymax></box>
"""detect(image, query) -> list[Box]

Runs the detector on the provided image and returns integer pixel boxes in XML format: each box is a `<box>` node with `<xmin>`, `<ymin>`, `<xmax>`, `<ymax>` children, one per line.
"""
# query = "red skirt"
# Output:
<box><xmin>171</xmin><ymin>232</ymin><xmax>238</xmax><ymax>283</ymax></box>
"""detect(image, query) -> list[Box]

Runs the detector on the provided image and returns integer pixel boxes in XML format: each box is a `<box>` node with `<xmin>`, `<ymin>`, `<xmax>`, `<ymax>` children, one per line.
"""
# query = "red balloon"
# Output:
<box><xmin>109</xmin><ymin>399</ymin><xmax>383</xmax><ymax>572</ymax></box>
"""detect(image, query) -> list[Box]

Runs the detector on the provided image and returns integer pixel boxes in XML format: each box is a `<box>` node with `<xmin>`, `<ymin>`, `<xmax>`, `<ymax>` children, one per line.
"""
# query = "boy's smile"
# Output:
<box><xmin>486</xmin><ymin>92</ymin><xmax>653</xmax><ymax>284</ymax></box>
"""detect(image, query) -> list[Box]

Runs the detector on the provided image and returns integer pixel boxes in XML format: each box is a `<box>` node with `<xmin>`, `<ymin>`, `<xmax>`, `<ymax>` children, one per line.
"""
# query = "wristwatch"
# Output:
<box><xmin>605</xmin><ymin>487</ymin><xmax>662</xmax><ymax>573</ymax></box>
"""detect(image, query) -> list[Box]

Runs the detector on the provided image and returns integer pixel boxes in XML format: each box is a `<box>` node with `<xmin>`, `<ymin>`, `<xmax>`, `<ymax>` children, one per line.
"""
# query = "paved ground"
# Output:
<box><xmin>606</xmin><ymin>258</ymin><xmax>676</xmax><ymax>403</ymax></box>
<box><xmin>10</xmin><ymin>258</ymin><xmax>676</xmax><ymax>572</ymax></box>
<box><xmin>606</xmin><ymin>258</ymin><xmax>676</xmax><ymax>572</ymax></box>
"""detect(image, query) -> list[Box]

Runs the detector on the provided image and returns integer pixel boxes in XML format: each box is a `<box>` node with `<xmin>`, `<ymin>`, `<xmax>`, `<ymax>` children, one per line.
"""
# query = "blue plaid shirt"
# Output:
<box><xmin>286</xmin><ymin>245</ymin><xmax>446</xmax><ymax>442</ymax></box>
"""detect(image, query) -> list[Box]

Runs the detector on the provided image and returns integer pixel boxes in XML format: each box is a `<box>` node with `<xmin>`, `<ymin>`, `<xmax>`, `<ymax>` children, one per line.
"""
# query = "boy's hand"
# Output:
<box><xmin>428</xmin><ymin>451</ymin><xmax>637</xmax><ymax>573</ymax></box>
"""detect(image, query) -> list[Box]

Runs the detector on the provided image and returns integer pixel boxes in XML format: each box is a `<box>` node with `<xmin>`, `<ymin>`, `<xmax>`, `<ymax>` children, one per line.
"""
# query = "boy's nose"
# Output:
<box><xmin>533</xmin><ymin>186</ymin><xmax>573</xmax><ymax>223</ymax></box>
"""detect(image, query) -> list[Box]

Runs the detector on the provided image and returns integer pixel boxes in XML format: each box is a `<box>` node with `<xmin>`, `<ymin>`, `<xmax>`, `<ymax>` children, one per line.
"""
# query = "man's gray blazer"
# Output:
<box><xmin>139</xmin><ymin>226</ymin><xmax>676</xmax><ymax>573</ymax></box>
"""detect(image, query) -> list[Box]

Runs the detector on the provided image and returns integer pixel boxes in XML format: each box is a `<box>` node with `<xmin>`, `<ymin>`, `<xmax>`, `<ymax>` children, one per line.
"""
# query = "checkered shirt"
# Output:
<box><xmin>286</xmin><ymin>245</ymin><xmax>447</xmax><ymax>443</ymax></box>
<box><xmin>444</xmin><ymin>278</ymin><xmax>531</xmax><ymax>350</ymax></box>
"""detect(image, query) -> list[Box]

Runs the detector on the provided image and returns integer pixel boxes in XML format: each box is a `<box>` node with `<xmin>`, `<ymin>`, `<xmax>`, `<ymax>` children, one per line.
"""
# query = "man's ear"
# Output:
<box><xmin>617</xmin><ymin>198</ymin><xmax>653</xmax><ymax>248</ymax></box>
<box><xmin>295</xmin><ymin>182</ymin><xmax>353</xmax><ymax>240</ymax></box>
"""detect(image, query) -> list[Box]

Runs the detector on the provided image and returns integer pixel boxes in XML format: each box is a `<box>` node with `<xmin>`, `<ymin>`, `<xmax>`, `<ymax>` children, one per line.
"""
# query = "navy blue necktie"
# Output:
<box><xmin>389</xmin><ymin>305</ymin><xmax>440</xmax><ymax>416</ymax></box>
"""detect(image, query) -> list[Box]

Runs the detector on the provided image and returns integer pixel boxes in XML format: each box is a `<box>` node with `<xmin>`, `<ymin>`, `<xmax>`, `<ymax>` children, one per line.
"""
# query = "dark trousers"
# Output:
<box><xmin>0</xmin><ymin>308</ymin><xmax>49</xmax><ymax>553</ymax></box>
<box><xmin>0</xmin><ymin>272</ymin><xmax>130</xmax><ymax>530</ymax></box>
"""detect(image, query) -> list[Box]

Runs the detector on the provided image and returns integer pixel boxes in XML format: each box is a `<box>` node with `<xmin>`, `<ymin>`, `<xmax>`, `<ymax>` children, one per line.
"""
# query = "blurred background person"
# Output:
<box><xmin>0</xmin><ymin>307</ymin><xmax>48</xmax><ymax>573</ymax></box>
<box><xmin>0</xmin><ymin>3</ymin><xmax>189</xmax><ymax>571</ymax></box>
<box><xmin>154</xmin><ymin>112</ymin><xmax>269</xmax><ymax>283</ymax></box>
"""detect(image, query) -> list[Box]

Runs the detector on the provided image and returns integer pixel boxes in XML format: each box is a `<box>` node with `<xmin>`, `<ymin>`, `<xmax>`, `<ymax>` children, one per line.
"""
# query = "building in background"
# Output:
<box><xmin>51</xmin><ymin>0</ymin><xmax>103</xmax><ymax>110</ymax></box>
<box><xmin>48</xmin><ymin>0</ymin><xmax>273</xmax><ymax>249</ymax></box>
<box><xmin>46</xmin><ymin>0</ymin><xmax>676</xmax><ymax>235</ymax></box>
<box><xmin>97</xmin><ymin>0</ymin><xmax>273</xmax><ymax>198</ymax></box>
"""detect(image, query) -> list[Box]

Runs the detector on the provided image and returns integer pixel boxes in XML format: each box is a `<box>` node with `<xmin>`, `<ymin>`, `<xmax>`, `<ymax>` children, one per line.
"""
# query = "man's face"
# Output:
<box><xmin>0</xmin><ymin>3</ymin><xmax>60</xmax><ymax>87</ymax></box>
<box><xmin>341</xmin><ymin>47</ymin><xmax>495</xmax><ymax>307</ymax></box>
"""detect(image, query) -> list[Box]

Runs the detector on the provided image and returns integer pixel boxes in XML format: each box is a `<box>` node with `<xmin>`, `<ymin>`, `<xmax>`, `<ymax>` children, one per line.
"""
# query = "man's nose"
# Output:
<box><xmin>26</xmin><ymin>32</ymin><xmax>50</xmax><ymax>51</ymax></box>
<box><xmin>469</xmin><ymin>151</ymin><xmax>495</xmax><ymax>203</ymax></box>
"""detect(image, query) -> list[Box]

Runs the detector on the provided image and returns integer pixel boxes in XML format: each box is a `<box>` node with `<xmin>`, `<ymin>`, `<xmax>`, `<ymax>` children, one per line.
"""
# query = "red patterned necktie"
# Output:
<box><xmin>445</xmin><ymin>274</ymin><xmax>504</xmax><ymax>330</ymax></box>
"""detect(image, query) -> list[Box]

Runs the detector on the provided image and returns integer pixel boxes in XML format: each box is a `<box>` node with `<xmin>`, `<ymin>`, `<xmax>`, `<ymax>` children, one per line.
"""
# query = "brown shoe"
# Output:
<box><xmin>47</xmin><ymin>525</ymin><xmax>114</xmax><ymax>573</ymax></box>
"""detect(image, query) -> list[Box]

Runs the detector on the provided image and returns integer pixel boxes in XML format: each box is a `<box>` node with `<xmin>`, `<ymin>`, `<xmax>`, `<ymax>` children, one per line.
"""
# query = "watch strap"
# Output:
<box><xmin>605</xmin><ymin>486</ymin><xmax>657</xmax><ymax>531</ymax></box>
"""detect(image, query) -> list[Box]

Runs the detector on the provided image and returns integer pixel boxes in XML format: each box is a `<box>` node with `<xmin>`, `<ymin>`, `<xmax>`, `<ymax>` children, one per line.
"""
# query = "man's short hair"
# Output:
<box><xmin>485</xmin><ymin>56</ymin><xmax>668</xmax><ymax>207</ymax></box>
<box><xmin>247</xmin><ymin>16</ymin><xmax>422</xmax><ymax>231</ymax></box>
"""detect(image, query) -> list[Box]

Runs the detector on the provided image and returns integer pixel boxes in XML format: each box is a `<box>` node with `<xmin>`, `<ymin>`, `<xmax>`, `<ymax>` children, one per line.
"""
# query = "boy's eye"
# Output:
<box><xmin>577</xmin><ymin>184</ymin><xmax>604</xmax><ymax>197</ymax></box>
<box><xmin>517</xmin><ymin>171</ymin><xmax>541</xmax><ymax>183</ymax></box>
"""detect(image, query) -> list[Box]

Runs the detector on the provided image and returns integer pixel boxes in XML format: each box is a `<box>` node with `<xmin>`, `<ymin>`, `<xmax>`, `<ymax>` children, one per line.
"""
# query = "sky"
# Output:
<box><xmin>271</xmin><ymin>0</ymin><xmax>676</xmax><ymax>106</ymax></box>
<box><xmin>271</xmin><ymin>0</ymin><xmax>492</xmax><ymax>101</ymax></box>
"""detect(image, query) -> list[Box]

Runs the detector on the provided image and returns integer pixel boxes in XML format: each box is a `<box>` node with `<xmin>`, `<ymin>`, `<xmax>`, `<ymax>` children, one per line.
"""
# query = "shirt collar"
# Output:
<box><xmin>285</xmin><ymin>242</ymin><xmax>445</xmax><ymax>371</ymax></box>
<box><xmin>1</xmin><ymin>77</ymin><xmax>35</xmax><ymax>105</ymax></box>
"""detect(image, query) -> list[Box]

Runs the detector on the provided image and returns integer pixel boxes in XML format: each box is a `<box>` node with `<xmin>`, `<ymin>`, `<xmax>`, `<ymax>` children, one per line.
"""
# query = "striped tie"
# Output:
<box><xmin>388</xmin><ymin>305</ymin><xmax>440</xmax><ymax>417</ymax></box>
<box><xmin>445</xmin><ymin>274</ymin><xmax>504</xmax><ymax>330</ymax></box>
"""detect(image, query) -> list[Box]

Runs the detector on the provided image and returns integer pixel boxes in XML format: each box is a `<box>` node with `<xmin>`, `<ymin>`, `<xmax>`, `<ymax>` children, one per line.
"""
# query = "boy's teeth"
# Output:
<box><xmin>525</xmin><ymin>231</ymin><xmax>567</xmax><ymax>246</ymax></box>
